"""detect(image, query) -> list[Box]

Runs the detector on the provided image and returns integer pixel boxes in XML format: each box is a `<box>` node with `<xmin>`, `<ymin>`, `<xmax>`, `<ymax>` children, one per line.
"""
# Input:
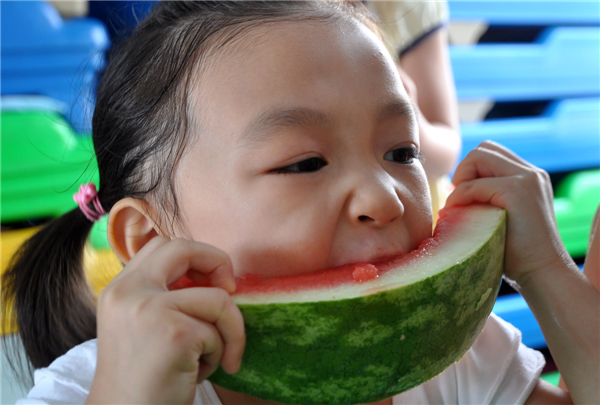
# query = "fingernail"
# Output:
<box><xmin>225</xmin><ymin>359</ymin><xmax>241</xmax><ymax>374</ymax></box>
<box><xmin>234</xmin><ymin>358</ymin><xmax>242</xmax><ymax>374</ymax></box>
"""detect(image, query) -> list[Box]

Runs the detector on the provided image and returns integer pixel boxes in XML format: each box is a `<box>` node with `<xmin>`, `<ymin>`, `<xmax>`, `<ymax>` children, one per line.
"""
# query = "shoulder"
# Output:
<box><xmin>16</xmin><ymin>339</ymin><xmax>98</xmax><ymax>405</ymax></box>
<box><xmin>367</xmin><ymin>0</ymin><xmax>449</xmax><ymax>55</ymax></box>
<box><xmin>394</xmin><ymin>314</ymin><xmax>545</xmax><ymax>405</ymax></box>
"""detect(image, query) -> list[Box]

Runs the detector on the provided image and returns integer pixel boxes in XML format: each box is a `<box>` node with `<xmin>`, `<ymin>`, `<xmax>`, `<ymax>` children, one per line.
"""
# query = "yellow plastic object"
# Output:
<box><xmin>83</xmin><ymin>245</ymin><xmax>123</xmax><ymax>297</ymax></box>
<box><xmin>1</xmin><ymin>228</ymin><xmax>38</xmax><ymax>335</ymax></box>
<box><xmin>1</xmin><ymin>228</ymin><xmax>122</xmax><ymax>336</ymax></box>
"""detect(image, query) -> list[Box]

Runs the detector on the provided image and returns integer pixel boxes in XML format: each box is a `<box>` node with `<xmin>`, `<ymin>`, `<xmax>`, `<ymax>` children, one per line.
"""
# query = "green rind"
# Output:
<box><xmin>210</xmin><ymin>211</ymin><xmax>505</xmax><ymax>404</ymax></box>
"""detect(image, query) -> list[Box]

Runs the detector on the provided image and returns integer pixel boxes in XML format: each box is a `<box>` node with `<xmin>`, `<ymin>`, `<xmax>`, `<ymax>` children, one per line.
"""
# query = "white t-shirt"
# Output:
<box><xmin>16</xmin><ymin>314</ymin><xmax>544</xmax><ymax>405</ymax></box>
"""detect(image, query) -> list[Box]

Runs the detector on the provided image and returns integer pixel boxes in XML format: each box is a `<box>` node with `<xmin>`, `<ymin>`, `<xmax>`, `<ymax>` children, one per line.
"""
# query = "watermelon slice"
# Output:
<box><xmin>191</xmin><ymin>204</ymin><xmax>505</xmax><ymax>404</ymax></box>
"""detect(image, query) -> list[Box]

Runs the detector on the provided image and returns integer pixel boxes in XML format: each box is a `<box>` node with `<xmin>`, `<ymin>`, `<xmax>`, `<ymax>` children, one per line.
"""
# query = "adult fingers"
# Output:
<box><xmin>168</xmin><ymin>287</ymin><xmax>246</xmax><ymax>375</ymax></box>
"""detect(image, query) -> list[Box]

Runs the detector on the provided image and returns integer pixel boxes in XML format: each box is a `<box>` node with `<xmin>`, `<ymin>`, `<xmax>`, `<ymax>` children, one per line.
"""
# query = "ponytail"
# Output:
<box><xmin>2</xmin><ymin>208</ymin><xmax>97</xmax><ymax>371</ymax></box>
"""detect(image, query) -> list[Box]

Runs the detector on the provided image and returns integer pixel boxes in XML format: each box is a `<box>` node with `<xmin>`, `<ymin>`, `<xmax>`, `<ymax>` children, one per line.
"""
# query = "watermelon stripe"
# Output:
<box><xmin>209</xmin><ymin>206</ymin><xmax>506</xmax><ymax>404</ymax></box>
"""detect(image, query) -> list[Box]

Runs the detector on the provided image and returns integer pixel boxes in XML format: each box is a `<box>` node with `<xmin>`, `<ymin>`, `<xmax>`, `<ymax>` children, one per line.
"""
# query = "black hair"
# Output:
<box><xmin>2</xmin><ymin>0</ymin><xmax>375</xmax><ymax>379</ymax></box>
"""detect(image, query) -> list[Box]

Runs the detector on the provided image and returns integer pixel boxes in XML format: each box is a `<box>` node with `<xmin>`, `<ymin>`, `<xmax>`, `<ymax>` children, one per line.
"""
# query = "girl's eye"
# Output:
<box><xmin>272</xmin><ymin>157</ymin><xmax>328</xmax><ymax>174</ymax></box>
<box><xmin>384</xmin><ymin>147</ymin><xmax>420</xmax><ymax>164</ymax></box>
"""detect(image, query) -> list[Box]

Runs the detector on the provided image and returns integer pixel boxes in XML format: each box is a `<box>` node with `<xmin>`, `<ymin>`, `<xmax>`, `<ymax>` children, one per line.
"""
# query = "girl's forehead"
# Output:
<box><xmin>190</xmin><ymin>19</ymin><xmax>405</xmax><ymax>139</ymax></box>
<box><xmin>197</xmin><ymin>18</ymin><xmax>399</xmax><ymax>92</ymax></box>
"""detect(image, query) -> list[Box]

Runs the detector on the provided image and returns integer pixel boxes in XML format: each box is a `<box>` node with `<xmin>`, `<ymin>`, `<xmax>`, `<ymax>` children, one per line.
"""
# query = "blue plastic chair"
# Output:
<box><xmin>88</xmin><ymin>1</ymin><xmax>153</xmax><ymax>41</ymax></box>
<box><xmin>449</xmin><ymin>0</ymin><xmax>600</xmax><ymax>25</ymax></box>
<box><xmin>450</xmin><ymin>27</ymin><xmax>600</xmax><ymax>101</ymax></box>
<box><xmin>459</xmin><ymin>98</ymin><xmax>600</xmax><ymax>173</ymax></box>
<box><xmin>1</xmin><ymin>1</ymin><xmax>110</xmax><ymax>133</ymax></box>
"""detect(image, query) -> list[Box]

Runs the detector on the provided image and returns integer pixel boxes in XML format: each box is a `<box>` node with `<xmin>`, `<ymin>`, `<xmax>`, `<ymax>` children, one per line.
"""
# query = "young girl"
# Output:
<box><xmin>5</xmin><ymin>2</ymin><xmax>598</xmax><ymax>404</ymax></box>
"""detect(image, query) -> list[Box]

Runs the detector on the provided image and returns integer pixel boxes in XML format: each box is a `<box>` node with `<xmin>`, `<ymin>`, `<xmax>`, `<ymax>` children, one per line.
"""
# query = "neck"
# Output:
<box><xmin>212</xmin><ymin>384</ymin><xmax>394</xmax><ymax>405</ymax></box>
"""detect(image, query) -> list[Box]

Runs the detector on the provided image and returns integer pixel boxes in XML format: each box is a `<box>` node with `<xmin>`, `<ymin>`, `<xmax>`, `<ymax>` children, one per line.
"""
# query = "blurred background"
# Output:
<box><xmin>1</xmin><ymin>1</ymin><xmax>599</xmax><ymax>403</ymax></box>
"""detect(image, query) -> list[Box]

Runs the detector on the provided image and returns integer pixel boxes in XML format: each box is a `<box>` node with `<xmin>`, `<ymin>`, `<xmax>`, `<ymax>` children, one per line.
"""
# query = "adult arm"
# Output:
<box><xmin>399</xmin><ymin>27</ymin><xmax>461</xmax><ymax>181</ymax></box>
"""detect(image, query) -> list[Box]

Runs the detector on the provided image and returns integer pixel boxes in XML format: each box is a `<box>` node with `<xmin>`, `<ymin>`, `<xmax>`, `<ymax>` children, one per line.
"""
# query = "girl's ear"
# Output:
<box><xmin>107</xmin><ymin>198</ymin><xmax>161</xmax><ymax>263</ymax></box>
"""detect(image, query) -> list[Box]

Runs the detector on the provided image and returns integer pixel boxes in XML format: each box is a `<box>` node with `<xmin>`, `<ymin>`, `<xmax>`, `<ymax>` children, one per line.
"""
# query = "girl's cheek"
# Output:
<box><xmin>230</xmin><ymin>204</ymin><xmax>335</xmax><ymax>278</ymax></box>
<box><xmin>231</xmin><ymin>240</ymin><xmax>329</xmax><ymax>278</ymax></box>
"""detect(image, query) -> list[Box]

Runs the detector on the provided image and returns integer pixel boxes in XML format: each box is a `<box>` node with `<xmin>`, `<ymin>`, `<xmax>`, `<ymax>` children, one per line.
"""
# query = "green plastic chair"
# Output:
<box><xmin>1</xmin><ymin>110</ymin><xmax>99</xmax><ymax>222</ymax></box>
<box><xmin>554</xmin><ymin>169</ymin><xmax>600</xmax><ymax>258</ymax></box>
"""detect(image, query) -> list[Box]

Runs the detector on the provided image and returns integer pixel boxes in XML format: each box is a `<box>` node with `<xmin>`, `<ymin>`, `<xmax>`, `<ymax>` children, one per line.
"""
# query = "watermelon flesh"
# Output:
<box><xmin>183</xmin><ymin>204</ymin><xmax>506</xmax><ymax>404</ymax></box>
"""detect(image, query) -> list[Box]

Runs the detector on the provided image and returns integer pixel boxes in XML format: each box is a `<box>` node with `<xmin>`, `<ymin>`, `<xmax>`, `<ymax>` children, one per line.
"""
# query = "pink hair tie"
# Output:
<box><xmin>73</xmin><ymin>183</ymin><xmax>107</xmax><ymax>222</ymax></box>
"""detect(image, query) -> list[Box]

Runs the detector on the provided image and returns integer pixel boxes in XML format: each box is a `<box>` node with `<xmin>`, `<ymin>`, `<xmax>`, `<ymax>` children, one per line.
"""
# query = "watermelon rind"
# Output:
<box><xmin>209</xmin><ymin>205</ymin><xmax>506</xmax><ymax>405</ymax></box>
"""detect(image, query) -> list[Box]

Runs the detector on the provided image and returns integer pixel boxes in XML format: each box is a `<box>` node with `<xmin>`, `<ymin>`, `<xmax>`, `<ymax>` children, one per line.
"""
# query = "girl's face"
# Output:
<box><xmin>175</xmin><ymin>19</ymin><xmax>432</xmax><ymax>278</ymax></box>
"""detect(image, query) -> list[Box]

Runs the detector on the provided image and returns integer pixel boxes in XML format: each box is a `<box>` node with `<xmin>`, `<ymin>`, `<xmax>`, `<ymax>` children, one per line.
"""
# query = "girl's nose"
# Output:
<box><xmin>345</xmin><ymin>174</ymin><xmax>404</xmax><ymax>227</ymax></box>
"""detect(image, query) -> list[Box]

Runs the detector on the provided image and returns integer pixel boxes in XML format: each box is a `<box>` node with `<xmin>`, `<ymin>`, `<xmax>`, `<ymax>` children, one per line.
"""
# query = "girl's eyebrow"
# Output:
<box><xmin>239</xmin><ymin>99</ymin><xmax>414</xmax><ymax>147</ymax></box>
<box><xmin>239</xmin><ymin>107</ymin><xmax>329</xmax><ymax>147</ymax></box>
<box><xmin>377</xmin><ymin>99</ymin><xmax>415</xmax><ymax>123</ymax></box>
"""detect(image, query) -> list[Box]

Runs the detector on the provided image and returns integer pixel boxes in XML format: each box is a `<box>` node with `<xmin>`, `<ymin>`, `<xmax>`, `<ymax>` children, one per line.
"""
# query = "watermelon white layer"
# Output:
<box><xmin>206</xmin><ymin>204</ymin><xmax>506</xmax><ymax>405</ymax></box>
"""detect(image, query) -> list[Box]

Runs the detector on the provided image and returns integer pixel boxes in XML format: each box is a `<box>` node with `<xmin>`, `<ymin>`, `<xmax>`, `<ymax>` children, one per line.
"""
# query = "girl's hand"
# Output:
<box><xmin>87</xmin><ymin>237</ymin><xmax>246</xmax><ymax>405</ymax></box>
<box><xmin>446</xmin><ymin>141</ymin><xmax>569</xmax><ymax>287</ymax></box>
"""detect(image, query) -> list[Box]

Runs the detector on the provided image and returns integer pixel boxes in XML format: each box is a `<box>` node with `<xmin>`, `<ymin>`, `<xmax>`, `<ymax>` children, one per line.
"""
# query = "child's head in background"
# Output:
<box><xmin>100</xmin><ymin>1</ymin><xmax>433</xmax><ymax>279</ymax></box>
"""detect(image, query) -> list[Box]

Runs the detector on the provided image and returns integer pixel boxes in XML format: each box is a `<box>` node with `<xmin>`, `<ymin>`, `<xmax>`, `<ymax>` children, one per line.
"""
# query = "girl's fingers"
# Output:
<box><xmin>157</xmin><ymin>310</ymin><xmax>225</xmax><ymax>381</ymax></box>
<box><xmin>124</xmin><ymin>236</ymin><xmax>169</xmax><ymax>270</ymax></box>
<box><xmin>479</xmin><ymin>142</ymin><xmax>556</xmax><ymax>203</ymax></box>
<box><xmin>479</xmin><ymin>140</ymin><xmax>534</xmax><ymax>169</ymax></box>
<box><xmin>452</xmin><ymin>142</ymin><xmax>530</xmax><ymax>186</ymax></box>
<box><xmin>110</xmin><ymin>236</ymin><xmax>169</xmax><ymax>285</ymax></box>
<box><xmin>446</xmin><ymin>176</ymin><xmax>513</xmax><ymax>209</ymax></box>
<box><xmin>191</xmin><ymin>321</ymin><xmax>224</xmax><ymax>382</ymax></box>
<box><xmin>448</xmin><ymin>169</ymin><xmax>553</xmax><ymax>213</ymax></box>
<box><xmin>109</xmin><ymin>236</ymin><xmax>170</xmax><ymax>283</ymax></box>
<box><xmin>134</xmin><ymin>239</ymin><xmax>235</xmax><ymax>293</ymax></box>
<box><xmin>168</xmin><ymin>287</ymin><xmax>246</xmax><ymax>375</ymax></box>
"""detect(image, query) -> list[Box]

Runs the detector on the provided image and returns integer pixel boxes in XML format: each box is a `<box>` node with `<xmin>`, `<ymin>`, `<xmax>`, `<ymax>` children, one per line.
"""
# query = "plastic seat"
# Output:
<box><xmin>449</xmin><ymin>0</ymin><xmax>600</xmax><ymax>25</ymax></box>
<box><xmin>1</xmin><ymin>226</ymin><xmax>122</xmax><ymax>336</ymax></box>
<box><xmin>459</xmin><ymin>98</ymin><xmax>600</xmax><ymax>173</ymax></box>
<box><xmin>1</xmin><ymin>1</ymin><xmax>110</xmax><ymax>133</ymax></box>
<box><xmin>555</xmin><ymin>169</ymin><xmax>600</xmax><ymax>258</ymax></box>
<box><xmin>1</xmin><ymin>111</ymin><xmax>99</xmax><ymax>223</ymax></box>
<box><xmin>450</xmin><ymin>27</ymin><xmax>600</xmax><ymax>101</ymax></box>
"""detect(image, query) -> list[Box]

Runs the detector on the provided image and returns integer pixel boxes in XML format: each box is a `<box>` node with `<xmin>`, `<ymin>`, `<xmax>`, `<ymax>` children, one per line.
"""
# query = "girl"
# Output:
<box><xmin>5</xmin><ymin>2</ymin><xmax>598</xmax><ymax>404</ymax></box>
